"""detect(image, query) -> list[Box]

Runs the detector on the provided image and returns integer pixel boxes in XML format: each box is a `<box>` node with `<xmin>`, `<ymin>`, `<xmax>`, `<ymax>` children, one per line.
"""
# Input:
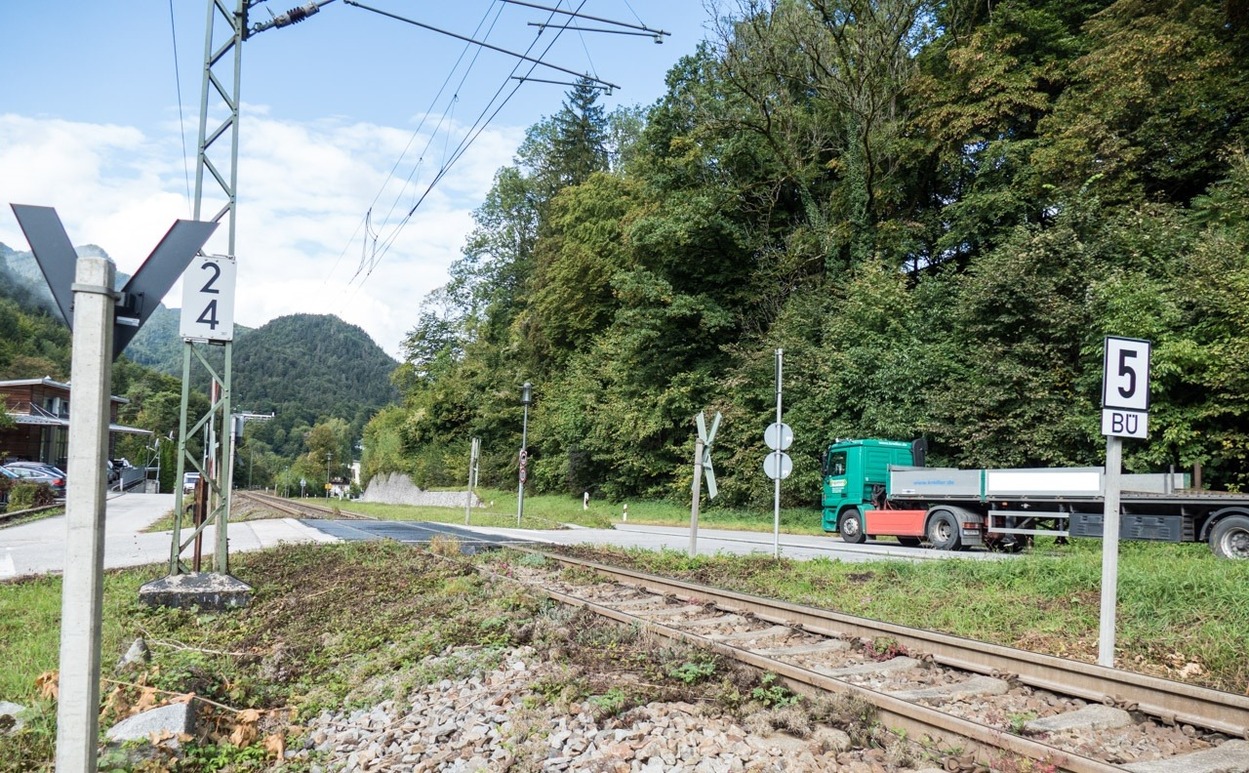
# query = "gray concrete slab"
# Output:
<box><xmin>1122</xmin><ymin>739</ymin><xmax>1249</xmax><ymax>773</ymax></box>
<box><xmin>138</xmin><ymin>572</ymin><xmax>253</xmax><ymax>610</ymax></box>
<box><xmin>1023</xmin><ymin>704</ymin><xmax>1133</xmax><ymax>734</ymax></box>
<box><xmin>758</xmin><ymin>640</ymin><xmax>851</xmax><ymax>657</ymax></box>
<box><xmin>816</xmin><ymin>656</ymin><xmax>922</xmax><ymax>678</ymax></box>
<box><xmin>705</xmin><ymin>625</ymin><xmax>794</xmax><ymax>643</ymax></box>
<box><xmin>889</xmin><ymin>674</ymin><xmax>1010</xmax><ymax>701</ymax></box>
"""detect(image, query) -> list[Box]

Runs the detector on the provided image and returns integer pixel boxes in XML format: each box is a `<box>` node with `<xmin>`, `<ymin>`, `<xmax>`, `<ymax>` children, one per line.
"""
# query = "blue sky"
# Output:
<box><xmin>0</xmin><ymin>1</ymin><xmax>716</xmax><ymax>356</ymax></box>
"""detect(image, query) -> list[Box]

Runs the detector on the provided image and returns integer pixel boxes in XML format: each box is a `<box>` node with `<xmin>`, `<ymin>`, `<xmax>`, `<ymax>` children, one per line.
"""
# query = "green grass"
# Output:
<box><xmin>3</xmin><ymin>529</ymin><xmax>1248</xmax><ymax>769</ymax></box>
<box><xmin>338</xmin><ymin>488</ymin><xmax>828</xmax><ymax>535</ymax></box>
<box><xmin>0</xmin><ymin>542</ymin><xmax>554</xmax><ymax>770</ymax></box>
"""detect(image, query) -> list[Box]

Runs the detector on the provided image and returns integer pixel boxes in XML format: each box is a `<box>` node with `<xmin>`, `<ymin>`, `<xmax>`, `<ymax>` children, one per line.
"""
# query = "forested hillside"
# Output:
<box><xmin>365</xmin><ymin>0</ymin><xmax>1249</xmax><ymax>506</ymax></box>
<box><xmin>0</xmin><ymin>250</ymin><xmax>71</xmax><ymax>383</ymax></box>
<box><xmin>233</xmin><ymin>314</ymin><xmax>397</xmax><ymax>463</ymax></box>
<box><xmin>1</xmin><ymin>244</ymin><xmax>394</xmax><ymax>490</ymax></box>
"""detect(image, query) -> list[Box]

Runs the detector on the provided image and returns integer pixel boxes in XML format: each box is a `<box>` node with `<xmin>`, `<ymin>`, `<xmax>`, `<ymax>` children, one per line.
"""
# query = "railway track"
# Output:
<box><xmin>227</xmin><ymin>492</ymin><xmax>1249</xmax><ymax>769</ymax></box>
<box><xmin>235</xmin><ymin>490</ymin><xmax>377</xmax><ymax>520</ymax></box>
<box><xmin>491</xmin><ymin>548</ymin><xmax>1249</xmax><ymax>773</ymax></box>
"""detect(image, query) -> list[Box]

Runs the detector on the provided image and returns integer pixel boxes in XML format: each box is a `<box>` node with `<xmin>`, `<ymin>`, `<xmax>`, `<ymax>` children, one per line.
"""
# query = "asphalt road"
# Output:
<box><xmin>0</xmin><ymin>492</ymin><xmax>1009</xmax><ymax>580</ymax></box>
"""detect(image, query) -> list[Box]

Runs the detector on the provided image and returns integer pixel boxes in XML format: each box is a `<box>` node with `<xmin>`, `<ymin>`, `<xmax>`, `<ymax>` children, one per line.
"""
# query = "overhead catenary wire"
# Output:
<box><xmin>529</xmin><ymin>22</ymin><xmax>668</xmax><ymax>40</ymax></box>
<box><xmin>501</xmin><ymin>0</ymin><xmax>670</xmax><ymax>38</ymax></box>
<box><xmin>326</xmin><ymin>1</ymin><xmax>505</xmax><ymax>285</ymax></box>
<box><xmin>352</xmin><ymin>8</ymin><xmax>507</xmax><ymax>284</ymax></box>
<box><xmin>349</xmin><ymin>1</ymin><xmax>595</xmax><ymax>286</ymax></box>
<box><xmin>168</xmin><ymin>0</ymin><xmax>193</xmax><ymax>215</ymax></box>
<box><xmin>342</xmin><ymin>0</ymin><xmax>620</xmax><ymax>91</ymax></box>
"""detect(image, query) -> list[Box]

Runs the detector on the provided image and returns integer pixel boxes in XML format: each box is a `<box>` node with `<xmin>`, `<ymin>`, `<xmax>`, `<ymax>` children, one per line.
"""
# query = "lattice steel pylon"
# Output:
<box><xmin>169</xmin><ymin>0</ymin><xmax>332</xmax><ymax>576</ymax></box>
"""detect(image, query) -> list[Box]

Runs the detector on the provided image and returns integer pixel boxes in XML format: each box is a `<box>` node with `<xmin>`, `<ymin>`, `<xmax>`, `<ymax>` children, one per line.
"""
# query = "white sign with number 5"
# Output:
<box><xmin>1101</xmin><ymin>336</ymin><xmax>1151</xmax><ymax>438</ymax></box>
<box><xmin>180</xmin><ymin>255</ymin><xmax>237</xmax><ymax>342</ymax></box>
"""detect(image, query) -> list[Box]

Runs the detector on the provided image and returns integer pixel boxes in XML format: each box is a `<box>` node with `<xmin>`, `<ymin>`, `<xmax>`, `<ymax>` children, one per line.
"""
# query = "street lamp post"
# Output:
<box><xmin>517</xmin><ymin>381</ymin><xmax>533</xmax><ymax>526</ymax></box>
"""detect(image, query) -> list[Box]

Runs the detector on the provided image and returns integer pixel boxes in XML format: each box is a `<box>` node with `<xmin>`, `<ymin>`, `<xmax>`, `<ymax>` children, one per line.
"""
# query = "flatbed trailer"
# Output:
<box><xmin>822</xmin><ymin>439</ymin><xmax>1249</xmax><ymax>559</ymax></box>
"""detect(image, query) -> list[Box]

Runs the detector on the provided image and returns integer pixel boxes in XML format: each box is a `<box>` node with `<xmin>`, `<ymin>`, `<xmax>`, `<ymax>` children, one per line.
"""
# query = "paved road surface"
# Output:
<box><xmin>0</xmin><ymin>493</ymin><xmax>333</xmax><ymax>580</ymax></box>
<box><xmin>1</xmin><ymin>493</ymin><xmax>1009</xmax><ymax>580</ymax></box>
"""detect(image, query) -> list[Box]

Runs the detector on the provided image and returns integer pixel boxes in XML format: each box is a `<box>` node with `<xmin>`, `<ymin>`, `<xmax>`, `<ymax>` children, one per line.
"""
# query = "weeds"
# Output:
<box><xmin>588</xmin><ymin>688</ymin><xmax>629</xmax><ymax>718</ymax></box>
<box><xmin>668</xmin><ymin>658</ymin><xmax>717</xmax><ymax>685</ymax></box>
<box><xmin>751</xmin><ymin>673</ymin><xmax>800</xmax><ymax>709</ymax></box>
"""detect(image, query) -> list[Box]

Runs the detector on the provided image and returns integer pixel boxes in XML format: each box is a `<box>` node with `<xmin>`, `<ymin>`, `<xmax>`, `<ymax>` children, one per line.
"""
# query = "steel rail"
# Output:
<box><xmin>235</xmin><ymin>490</ymin><xmax>376</xmax><ymax>520</ymax></box>
<box><xmin>530</xmin><ymin>550</ymin><xmax>1249</xmax><ymax>741</ymax></box>
<box><xmin>515</xmin><ymin>577</ymin><xmax>1118</xmax><ymax>773</ymax></box>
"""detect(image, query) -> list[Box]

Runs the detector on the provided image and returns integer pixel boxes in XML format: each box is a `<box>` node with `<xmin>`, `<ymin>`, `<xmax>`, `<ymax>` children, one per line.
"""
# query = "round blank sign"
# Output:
<box><xmin>763</xmin><ymin>451</ymin><xmax>793</xmax><ymax>480</ymax></box>
<box><xmin>764</xmin><ymin>422</ymin><xmax>794</xmax><ymax>451</ymax></box>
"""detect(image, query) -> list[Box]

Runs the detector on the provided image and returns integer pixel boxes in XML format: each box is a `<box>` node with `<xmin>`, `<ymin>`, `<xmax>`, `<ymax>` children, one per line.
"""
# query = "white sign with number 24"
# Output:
<box><xmin>179</xmin><ymin>255</ymin><xmax>237</xmax><ymax>342</ymax></box>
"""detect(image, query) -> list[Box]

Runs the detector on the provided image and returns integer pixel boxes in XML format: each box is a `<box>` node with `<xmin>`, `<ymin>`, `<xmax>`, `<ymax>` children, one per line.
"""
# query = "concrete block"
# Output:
<box><xmin>105</xmin><ymin>702</ymin><xmax>195</xmax><ymax>745</ymax></box>
<box><xmin>138</xmin><ymin>572</ymin><xmax>252</xmax><ymax>610</ymax></box>
<box><xmin>816</xmin><ymin>656</ymin><xmax>921</xmax><ymax>677</ymax></box>
<box><xmin>889</xmin><ymin>674</ymin><xmax>1010</xmax><ymax>701</ymax></box>
<box><xmin>1024</xmin><ymin>704</ymin><xmax>1133</xmax><ymax>734</ymax></box>
<box><xmin>1122</xmin><ymin>739</ymin><xmax>1249</xmax><ymax>773</ymax></box>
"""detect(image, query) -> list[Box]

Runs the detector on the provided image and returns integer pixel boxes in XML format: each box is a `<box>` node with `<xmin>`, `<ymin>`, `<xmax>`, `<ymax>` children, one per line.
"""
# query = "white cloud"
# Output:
<box><xmin>0</xmin><ymin>110</ymin><xmax>523</xmax><ymax>357</ymax></box>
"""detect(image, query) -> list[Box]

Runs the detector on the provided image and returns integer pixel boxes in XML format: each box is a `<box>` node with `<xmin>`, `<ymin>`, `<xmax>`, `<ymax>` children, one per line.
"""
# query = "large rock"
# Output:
<box><xmin>105</xmin><ymin>702</ymin><xmax>196</xmax><ymax>745</ymax></box>
<box><xmin>362</xmin><ymin>472</ymin><xmax>483</xmax><ymax>509</ymax></box>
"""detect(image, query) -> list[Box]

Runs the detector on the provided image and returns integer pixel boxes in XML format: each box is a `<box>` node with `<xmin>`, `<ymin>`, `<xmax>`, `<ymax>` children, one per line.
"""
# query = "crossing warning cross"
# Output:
<box><xmin>696</xmin><ymin>411</ymin><xmax>720</xmax><ymax>499</ymax></box>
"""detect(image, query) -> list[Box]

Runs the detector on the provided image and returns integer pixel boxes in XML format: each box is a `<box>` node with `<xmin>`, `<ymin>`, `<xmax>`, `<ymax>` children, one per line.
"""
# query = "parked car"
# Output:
<box><xmin>0</xmin><ymin>466</ymin><xmax>17</xmax><ymax>507</ymax></box>
<box><xmin>2</xmin><ymin>464</ymin><xmax>66</xmax><ymax>498</ymax></box>
<box><xmin>5</xmin><ymin>461</ymin><xmax>67</xmax><ymax>479</ymax></box>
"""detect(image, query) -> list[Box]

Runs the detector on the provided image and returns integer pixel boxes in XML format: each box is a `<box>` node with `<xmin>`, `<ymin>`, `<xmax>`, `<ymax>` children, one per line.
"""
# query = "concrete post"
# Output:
<box><xmin>1098</xmin><ymin>437</ymin><xmax>1123</xmax><ymax>668</ymax></box>
<box><xmin>689</xmin><ymin>437</ymin><xmax>704</xmax><ymax>558</ymax></box>
<box><xmin>55</xmin><ymin>256</ymin><xmax>115</xmax><ymax>772</ymax></box>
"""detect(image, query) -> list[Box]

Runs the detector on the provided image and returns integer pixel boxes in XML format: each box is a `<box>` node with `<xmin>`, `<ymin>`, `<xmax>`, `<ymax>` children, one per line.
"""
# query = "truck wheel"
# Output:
<box><xmin>1210</xmin><ymin>515</ymin><xmax>1249</xmax><ymax>559</ymax></box>
<box><xmin>838</xmin><ymin>508</ymin><xmax>867</xmax><ymax>544</ymax></box>
<box><xmin>927</xmin><ymin>510</ymin><xmax>963</xmax><ymax>551</ymax></box>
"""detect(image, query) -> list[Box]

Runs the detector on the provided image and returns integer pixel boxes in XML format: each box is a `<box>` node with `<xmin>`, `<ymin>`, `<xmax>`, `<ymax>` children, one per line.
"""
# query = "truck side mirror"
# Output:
<box><xmin>911</xmin><ymin>437</ymin><xmax>928</xmax><ymax>467</ymax></box>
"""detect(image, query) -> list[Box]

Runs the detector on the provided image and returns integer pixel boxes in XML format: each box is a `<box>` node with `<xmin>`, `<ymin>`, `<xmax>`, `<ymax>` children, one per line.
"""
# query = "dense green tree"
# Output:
<box><xmin>364</xmin><ymin>0</ymin><xmax>1249</xmax><ymax>504</ymax></box>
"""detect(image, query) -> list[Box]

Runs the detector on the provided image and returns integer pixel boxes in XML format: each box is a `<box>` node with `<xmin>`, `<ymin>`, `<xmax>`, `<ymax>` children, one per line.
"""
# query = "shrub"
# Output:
<box><xmin>7</xmin><ymin>482</ymin><xmax>54</xmax><ymax>511</ymax></box>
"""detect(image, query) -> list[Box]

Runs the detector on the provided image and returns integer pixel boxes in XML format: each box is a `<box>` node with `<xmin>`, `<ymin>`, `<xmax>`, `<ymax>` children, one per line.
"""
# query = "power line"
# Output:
<box><xmin>326</xmin><ymin>2</ymin><xmax>504</xmax><ymax>284</ymax></box>
<box><xmin>501</xmin><ymin>0</ymin><xmax>670</xmax><ymax>39</ymax></box>
<box><xmin>342</xmin><ymin>0</ymin><xmax>620</xmax><ymax>91</ymax></box>
<box><xmin>351</xmin><ymin>1</ymin><xmax>594</xmax><ymax>285</ymax></box>
<box><xmin>167</xmin><ymin>0</ymin><xmax>192</xmax><ymax>215</ymax></box>
<box><xmin>528</xmin><ymin>22</ymin><xmax>667</xmax><ymax>42</ymax></box>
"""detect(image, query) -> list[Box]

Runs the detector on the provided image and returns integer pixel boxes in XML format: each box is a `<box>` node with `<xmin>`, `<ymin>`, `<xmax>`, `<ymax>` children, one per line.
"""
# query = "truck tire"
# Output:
<box><xmin>1210</xmin><ymin>515</ymin><xmax>1249</xmax><ymax>560</ymax></box>
<box><xmin>838</xmin><ymin>508</ymin><xmax>867</xmax><ymax>544</ymax></box>
<box><xmin>926</xmin><ymin>509</ymin><xmax>963</xmax><ymax>551</ymax></box>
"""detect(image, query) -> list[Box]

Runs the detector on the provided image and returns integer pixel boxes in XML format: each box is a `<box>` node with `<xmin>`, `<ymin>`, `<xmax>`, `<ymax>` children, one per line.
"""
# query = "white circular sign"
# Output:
<box><xmin>763</xmin><ymin>451</ymin><xmax>792</xmax><ymax>480</ymax></box>
<box><xmin>764</xmin><ymin>422</ymin><xmax>794</xmax><ymax>451</ymax></box>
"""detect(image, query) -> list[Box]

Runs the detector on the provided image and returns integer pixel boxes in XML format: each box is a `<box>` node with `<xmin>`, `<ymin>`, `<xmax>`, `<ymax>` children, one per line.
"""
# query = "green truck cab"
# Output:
<box><xmin>821</xmin><ymin>438</ymin><xmax>917</xmax><ymax>543</ymax></box>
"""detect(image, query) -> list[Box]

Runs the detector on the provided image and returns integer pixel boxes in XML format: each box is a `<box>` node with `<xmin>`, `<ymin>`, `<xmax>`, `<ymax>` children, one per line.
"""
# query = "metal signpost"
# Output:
<box><xmin>1099</xmin><ymin>335</ymin><xmax>1151</xmax><ymax>668</ymax></box>
<box><xmin>517</xmin><ymin>382</ymin><xmax>533</xmax><ymax>526</ymax></box>
<box><xmin>170</xmin><ymin>254</ymin><xmax>239</xmax><ymax>573</ymax></box>
<box><xmin>763</xmin><ymin>349</ymin><xmax>793</xmax><ymax>559</ymax></box>
<box><xmin>10</xmin><ymin>205</ymin><xmax>213</xmax><ymax>773</ymax></box>
<box><xmin>465</xmin><ymin>437</ymin><xmax>480</xmax><ymax>525</ymax></box>
<box><xmin>689</xmin><ymin>411</ymin><xmax>721</xmax><ymax>557</ymax></box>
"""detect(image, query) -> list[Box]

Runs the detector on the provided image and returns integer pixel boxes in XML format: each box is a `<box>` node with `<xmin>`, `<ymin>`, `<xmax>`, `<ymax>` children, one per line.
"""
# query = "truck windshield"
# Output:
<box><xmin>826</xmin><ymin>450</ymin><xmax>847</xmax><ymax>477</ymax></box>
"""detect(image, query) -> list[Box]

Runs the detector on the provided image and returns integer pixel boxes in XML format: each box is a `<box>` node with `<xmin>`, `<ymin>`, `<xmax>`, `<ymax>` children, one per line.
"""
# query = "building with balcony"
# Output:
<box><xmin>0</xmin><ymin>377</ymin><xmax>150</xmax><ymax>469</ymax></box>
